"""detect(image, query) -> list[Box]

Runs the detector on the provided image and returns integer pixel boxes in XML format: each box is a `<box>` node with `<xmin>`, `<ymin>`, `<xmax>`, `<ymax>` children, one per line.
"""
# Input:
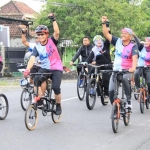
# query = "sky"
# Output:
<box><xmin>0</xmin><ymin>0</ymin><xmax>46</xmax><ymax>12</ymax></box>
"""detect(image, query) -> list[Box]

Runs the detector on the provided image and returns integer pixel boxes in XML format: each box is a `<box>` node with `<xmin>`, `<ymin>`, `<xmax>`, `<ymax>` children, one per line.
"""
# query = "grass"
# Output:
<box><xmin>0</xmin><ymin>79</ymin><xmax>20</xmax><ymax>86</ymax></box>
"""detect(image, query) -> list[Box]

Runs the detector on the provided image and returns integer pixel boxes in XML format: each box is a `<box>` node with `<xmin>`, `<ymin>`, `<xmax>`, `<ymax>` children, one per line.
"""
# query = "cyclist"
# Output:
<box><xmin>133</xmin><ymin>36</ymin><xmax>150</xmax><ymax>94</ymax></box>
<box><xmin>20</xmin><ymin>25</ymin><xmax>41</xmax><ymax>82</ymax></box>
<box><xmin>70</xmin><ymin>36</ymin><xmax>93</xmax><ymax>75</ymax></box>
<box><xmin>24</xmin><ymin>13</ymin><xmax>63</xmax><ymax>115</ymax></box>
<box><xmin>102</xmin><ymin>16</ymin><xmax>138</xmax><ymax>108</ymax></box>
<box><xmin>85</xmin><ymin>34</ymin><xmax>112</xmax><ymax>103</ymax></box>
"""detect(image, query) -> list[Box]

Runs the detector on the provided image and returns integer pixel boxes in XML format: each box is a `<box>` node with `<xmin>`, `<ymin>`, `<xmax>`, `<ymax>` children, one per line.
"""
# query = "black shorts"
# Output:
<box><xmin>30</xmin><ymin>65</ymin><xmax>41</xmax><ymax>79</ymax></box>
<box><xmin>34</xmin><ymin>68</ymin><xmax>62</xmax><ymax>95</ymax></box>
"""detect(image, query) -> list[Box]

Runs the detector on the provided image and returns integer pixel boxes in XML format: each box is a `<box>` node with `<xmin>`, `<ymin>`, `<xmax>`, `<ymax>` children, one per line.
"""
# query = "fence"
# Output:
<box><xmin>0</xmin><ymin>46</ymin><xmax>26</xmax><ymax>77</ymax></box>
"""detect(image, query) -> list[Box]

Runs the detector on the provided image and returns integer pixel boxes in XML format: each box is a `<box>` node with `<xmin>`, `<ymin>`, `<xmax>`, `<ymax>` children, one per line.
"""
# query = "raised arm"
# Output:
<box><xmin>48</xmin><ymin>13</ymin><xmax>59</xmax><ymax>40</ymax></box>
<box><xmin>19</xmin><ymin>25</ymin><xmax>29</xmax><ymax>47</ymax></box>
<box><xmin>101</xmin><ymin>16</ymin><xmax>112</xmax><ymax>42</ymax></box>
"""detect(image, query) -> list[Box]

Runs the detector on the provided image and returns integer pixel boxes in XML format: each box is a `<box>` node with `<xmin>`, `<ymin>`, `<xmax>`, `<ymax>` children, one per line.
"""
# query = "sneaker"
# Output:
<box><xmin>126</xmin><ymin>101</ymin><xmax>133</xmax><ymax>109</ymax></box>
<box><xmin>79</xmin><ymin>79</ymin><xmax>84</xmax><ymax>87</ymax></box>
<box><xmin>37</xmin><ymin>100</ymin><xmax>44</xmax><ymax>108</ymax></box>
<box><xmin>55</xmin><ymin>103</ymin><xmax>62</xmax><ymax>115</ymax></box>
<box><xmin>90</xmin><ymin>88</ymin><xmax>95</xmax><ymax>95</ymax></box>
<box><xmin>32</xmin><ymin>96</ymin><xmax>40</xmax><ymax>104</ymax></box>
<box><xmin>104</xmin><ymin>96</ymin><xmax>109</xmax><ymax>103</ymax></box>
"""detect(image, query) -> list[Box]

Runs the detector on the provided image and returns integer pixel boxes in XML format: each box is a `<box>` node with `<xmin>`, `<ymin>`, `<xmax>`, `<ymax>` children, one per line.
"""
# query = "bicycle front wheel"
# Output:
<box><xmin>77</xmin><ymin>74</ymin><xmax>86</xmax><ymax>101</ymax></box>
<box><xmin>123</xmin><ymin>108</ymin><xmax>130</xmax><ymax>126</ymax></box>
<box><xmin>25</xmin><ymin>105</ymin><xmax>38</xmax><ymax>130</ymax></box>
<box><xmin>51</xmin><ymin>103</ymin><xmax>62</xmax><ymax>123</ymax></box>
<box><xmin>146</xmin><ymin>91</ymin><xmax>150</xmax><ymax>109</ymax></box>
<box><xmin>111</xmin><ymin>103</ymin><xmax>119</xmax><ymax>133</ymax></box>
<box><xmin>20</xmin><ymin>89</ymin><xmax>32</xmax><ymax>111</ymax></box>
<box><xmin>139</xmin><ymin>91</ymin><xmax>144</xmax><ymax>113</ymax></box>
<box><xmin>86</xmin><ymin>78</ymin><xmax>96</xmax><ymax>110</ymax></box>
<box><xmin>0</xmin><ymin>94</ymin><xmax>9</xmax><ymax>120</ymax></box>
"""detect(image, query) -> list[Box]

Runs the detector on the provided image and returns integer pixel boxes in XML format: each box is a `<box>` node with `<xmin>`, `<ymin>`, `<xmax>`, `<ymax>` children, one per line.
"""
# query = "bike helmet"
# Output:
<box><xmin>35</xmin><ymin>25</ymin><xmax>49</xmax><ymax>33</ymax></box>
<box><xmin>93</xmin><ymin>35</ymin><xmax>104</xmax><ymax>43</ymax></box>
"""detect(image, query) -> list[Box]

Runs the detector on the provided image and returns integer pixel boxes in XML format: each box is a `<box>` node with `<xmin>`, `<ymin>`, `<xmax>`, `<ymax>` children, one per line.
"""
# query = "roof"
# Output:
<box><xmin>0</xmin><ymin>0</ymin><xmax>37</xmax><ymax>14</ymax></box>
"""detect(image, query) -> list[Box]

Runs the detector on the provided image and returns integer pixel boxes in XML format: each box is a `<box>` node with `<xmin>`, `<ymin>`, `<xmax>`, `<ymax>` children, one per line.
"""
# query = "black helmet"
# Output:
<box><xmin>35</xmin><ymin>25</ymin><xmax>49</xmax><ymax>33</ymax></box>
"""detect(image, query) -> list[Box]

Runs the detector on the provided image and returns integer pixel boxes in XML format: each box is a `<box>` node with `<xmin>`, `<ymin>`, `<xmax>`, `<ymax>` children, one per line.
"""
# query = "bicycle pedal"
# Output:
<box><xmin>42</xmin><ymin>110</ymin><xmax>47</xmax><ymax>116</ymax></box>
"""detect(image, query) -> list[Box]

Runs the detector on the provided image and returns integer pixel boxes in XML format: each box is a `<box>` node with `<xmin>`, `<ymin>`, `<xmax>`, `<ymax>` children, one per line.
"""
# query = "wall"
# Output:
<box><xmin>10</xmin><ymin>38</ymin><xmax>35</xmax><ymax>47</ymax></box>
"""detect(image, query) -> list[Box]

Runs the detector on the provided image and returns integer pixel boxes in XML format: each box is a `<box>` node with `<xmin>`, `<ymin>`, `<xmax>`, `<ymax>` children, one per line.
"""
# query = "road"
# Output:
<box><xmin>0</xmin><ymin>80</ymin><xmax>150</xmax><ymax>150</ymax></box>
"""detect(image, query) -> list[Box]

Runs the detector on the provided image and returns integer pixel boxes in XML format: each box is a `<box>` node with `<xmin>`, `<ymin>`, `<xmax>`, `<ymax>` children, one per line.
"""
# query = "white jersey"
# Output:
<box><xmin>24</xmin><ymin>42</ymin><xmax>41</xmax><ymax>66</ymax></box>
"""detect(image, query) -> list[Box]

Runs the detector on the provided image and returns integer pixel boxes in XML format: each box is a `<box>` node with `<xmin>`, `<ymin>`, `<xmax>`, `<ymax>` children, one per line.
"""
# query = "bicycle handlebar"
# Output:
<box><xmin>72</xmin><ymin>63</ymin><xmax>85</xmax><ymax>66</ymax></box>
<box><xmin>136</xmin><ymin>66</ymin><xmax>150</xmax><ymax>69</ymax></box>
<box><xmin>100</xmin><ymin>69</ymin><xmax>129</xmax><ymax>74</ymax></box>
<box><xmin>29</xmin><ymin>73</ymin><xmax>52</xmax><ymax>75</ymax></box>
<box><xmin>87</xmin><ymin>64</ymin><xmax>113</xmax><ymax>68</ymax></box>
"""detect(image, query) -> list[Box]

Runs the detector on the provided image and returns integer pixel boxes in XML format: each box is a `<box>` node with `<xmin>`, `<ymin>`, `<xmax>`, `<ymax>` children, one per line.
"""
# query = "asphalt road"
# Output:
<box><xmin>0</xmin><ymin>80</ymin><xmax>150</xmax><ymax>150</ymax></box>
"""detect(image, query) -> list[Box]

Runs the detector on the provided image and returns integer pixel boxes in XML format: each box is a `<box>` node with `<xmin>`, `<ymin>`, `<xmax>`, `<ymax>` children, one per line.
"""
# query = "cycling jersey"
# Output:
<box><xmin>138</xmin><ymin>47</ymin><xmax>150</xmax><ymax>66</ymax></box>
<box><xmin>32</xmin><ymin>36</ymin><xmax>63</xmax><ymax>71</ymax></box>
<box><xmin>111</xmin><ymin>36</ymin><xmax>138</xmax><ymax>70</ymax></box>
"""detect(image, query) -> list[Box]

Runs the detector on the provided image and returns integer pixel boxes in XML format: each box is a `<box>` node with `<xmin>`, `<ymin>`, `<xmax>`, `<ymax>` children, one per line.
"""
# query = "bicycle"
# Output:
<box><xmin>135</xmin><ymin>66</ymin><xmax>150</xmax><ymax>113</ymax></box>
<box><xmin>17</xmin><ymin>63</ymin><xmax>33</xmax><ymax>111</ymax></box>
<box><xmin>86</xmin><ymin>64</ymin><xmax>112</xmax><ymax>110</ymax></box>
<box><xmin>101</xmin><ymin>69</ymin><xmax>132</xmax><ymax>133</ymax></box>
<box><xmin>24</xmin><ymin>72</ymin><xmax>61</xmax><ymax>131</ymax></box>
<box><xmin>0</xmin><ymin>94</ymin><xmax>9</xmax><ymax>120</ymax></box>
<box><xmin>73</xmin><ymin>63</ymin><xmax>88</xmax><ymax>101</ymax></box>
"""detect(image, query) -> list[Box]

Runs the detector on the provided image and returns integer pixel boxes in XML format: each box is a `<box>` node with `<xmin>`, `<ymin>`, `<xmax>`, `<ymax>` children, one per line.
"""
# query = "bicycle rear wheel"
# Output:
<box><xmin>86</xmin><ymin>78</ymin><xmax>96</xmax><ymax>110</ymax></box>
<box><xmin>51</xmin><ymin>103</ymin><xmax>62</xmax><ymax>123</ymax></box>
<box><xmin>25</xmin><ymin>104</ymin><xmax>38</xmax><ymax>130</ymax></box>
<box><xmin>77</xmin><ymin>74</ymin><xmax>86</xmax><ymax>101</ymax></box>
<box><xmin>0</xmin><ymin>94</ymin><xmax>9</xmax><ymax>120</ymax></box>
<box><xmin>146</xmin><ymin>94</ymin><xmax>150</xmax><ymax>109</ymax></box>
<box><xmin>111</xmin><ymin>103</ymin><xmax>119</xmax><ymax>133</ymax></box>
<box><xmin>139</xmin><ymin>91</ymin><xmax>144</xmax><ymax>113</ymax></box>
<box><xmin>20</xmin><ymin>89</ymin><xmax>32</xmax><ymax>111</ymax></box>
<box><xmin>123</xmin><ymin>108</ymin><xmax>130</xmax><ymax>126</ymax></box>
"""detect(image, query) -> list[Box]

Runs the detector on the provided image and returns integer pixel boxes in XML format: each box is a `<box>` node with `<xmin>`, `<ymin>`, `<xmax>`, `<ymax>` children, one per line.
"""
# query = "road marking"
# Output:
<box><xmin>62</xmin><ymin>96</ymin><xmax>78</xmax><ymax>101</ymax></box>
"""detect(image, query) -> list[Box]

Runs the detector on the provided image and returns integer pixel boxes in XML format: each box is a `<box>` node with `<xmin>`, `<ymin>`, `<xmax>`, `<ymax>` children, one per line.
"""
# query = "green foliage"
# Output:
<box><xmin>33</xmin><ymin>0</ymin><xmax>150</xmax><ymax>45</ymax></box>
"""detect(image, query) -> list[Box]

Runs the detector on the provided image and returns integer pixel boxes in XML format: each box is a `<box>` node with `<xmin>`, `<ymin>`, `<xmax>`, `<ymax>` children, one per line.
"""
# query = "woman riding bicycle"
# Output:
<box><xmin>102</xmin><ymin>16</ymin><xmax>138</xmax><ymax>108</ymax></box>
<box><xmin>133</xmin><ymin>36</ymin><xmax>150</xmax><ymax>94</ymax></box>
<box><xmin>86</xmin><ymin>34</ymin><xmax>112</xmax><ymax>103</ymax></box>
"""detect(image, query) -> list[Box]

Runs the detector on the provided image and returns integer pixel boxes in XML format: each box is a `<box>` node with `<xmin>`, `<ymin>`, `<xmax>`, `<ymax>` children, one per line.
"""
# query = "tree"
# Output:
<box><xmin>33</xmin><ymin>0</ymin><xmax>150</xmax><ymax>45</ymax></box>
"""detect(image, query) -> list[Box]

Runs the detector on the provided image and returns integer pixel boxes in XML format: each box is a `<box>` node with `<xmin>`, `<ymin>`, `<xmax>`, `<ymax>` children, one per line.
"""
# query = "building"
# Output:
<box><xmin>0</xmin><ymin>0</ymin><xmax>38</xmax><ymax>47</ymax></box>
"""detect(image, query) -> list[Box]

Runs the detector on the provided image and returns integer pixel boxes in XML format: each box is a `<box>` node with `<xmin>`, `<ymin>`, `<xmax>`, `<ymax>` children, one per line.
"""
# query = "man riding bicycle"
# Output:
<box><xmin>102</xmin><ymin>16</ymin><xmax>138</xmax><ymax>108</ymax></box>
<box><xmin>24</xmin><ymin>13</ymin><xmax>63</xmax><ymax>115</ymax></box>
<box><xmin>70</xmin><ymin>36</ymin><xmax>93</xmax><ymax>75</ymax></box>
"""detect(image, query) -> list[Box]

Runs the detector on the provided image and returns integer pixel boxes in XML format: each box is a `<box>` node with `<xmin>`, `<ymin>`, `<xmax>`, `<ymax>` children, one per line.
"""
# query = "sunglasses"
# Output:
<box><xmin>37</xmin><ymin>33</ymin><xmax>45</xmax><ymax>36</ymax></box>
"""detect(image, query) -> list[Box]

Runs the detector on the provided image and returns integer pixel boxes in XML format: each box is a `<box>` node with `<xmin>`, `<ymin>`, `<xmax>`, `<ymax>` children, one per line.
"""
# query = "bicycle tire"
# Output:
<box><xmin>0</xmin><ymin>94</ymin><xmax>9</xmax><ymax>120</ymax></box>
<box><xmin>20</xmin><ymin>89</ymin><xmax>32</xmax><ymax>111</ymax></box>
<box><xmin>77</xmin><ymin>74</ymin><xmax>86</xmax><ymax>101</ymax></box>
<box><xmin>25</xmin><ymin>104</ymin><xmax>38</xmax><ymax>130</ymax></box>
<box><xmin>139</xmin><ymin>91</ymin><xmax>144</xmax><ymax>113</ymax></box>
<box><xmin>111</xmin><ymin>103</ymin><xmax>119</xmax><ymax>133</ymax></box>
<box><xmin>134</xmin><ymin>93</ymin><xmax>139</xmax><ymax>100</ymax></box>
<box><xmin>146</xmin><ymin>92</ymin><xmax>150</xmax><ymax>109</ymax></box>
<box><xmin>51</xmin><ymin>103</ymin><xmax>62</xmax><ymax>123</ymax></box>
<box><xmin>123</xmin><ymin>108</ymin><xmax>130</xmax><ymax>126</ymax></box>
<box><xmin>86</xmin><ymin>78</ymin><xmax>96</xmax><ymax>110</ymax></box>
